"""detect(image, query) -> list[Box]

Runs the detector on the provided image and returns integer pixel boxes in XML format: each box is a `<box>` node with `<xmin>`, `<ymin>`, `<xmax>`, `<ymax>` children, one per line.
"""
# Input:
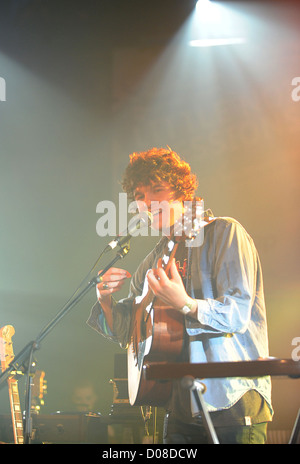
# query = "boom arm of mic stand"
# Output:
<box><xmin>35</xmin><ymin>242</ymin><xmax>130</xmax><ymax>345</ymax></box>
<box><xmin>0</xmin><ymin>241</ymin><xmax>131</xmax><ymax>443</ymax></box>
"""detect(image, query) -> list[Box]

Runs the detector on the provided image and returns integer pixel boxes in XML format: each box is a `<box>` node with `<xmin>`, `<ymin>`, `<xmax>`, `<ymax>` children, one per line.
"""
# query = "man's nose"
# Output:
<box><xmin>144</xmin><ymin>194</ymin><xmax>152</xmax><ymax>209</ymax></box>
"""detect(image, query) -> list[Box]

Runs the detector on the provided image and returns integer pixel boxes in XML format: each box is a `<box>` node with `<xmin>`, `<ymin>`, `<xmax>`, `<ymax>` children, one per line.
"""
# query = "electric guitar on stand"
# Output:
<box><xmin>0</xmin><ymin>325</ymin><xmax>24</xmax><ymax>444</ymax></box>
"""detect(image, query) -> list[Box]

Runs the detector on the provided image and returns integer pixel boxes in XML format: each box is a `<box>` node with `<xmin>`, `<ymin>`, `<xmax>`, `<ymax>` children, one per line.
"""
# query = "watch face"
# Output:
<box><xmin>181</xmin><ymin>305</ymin><xmax>191</xmax><ymax>315</ymax></box>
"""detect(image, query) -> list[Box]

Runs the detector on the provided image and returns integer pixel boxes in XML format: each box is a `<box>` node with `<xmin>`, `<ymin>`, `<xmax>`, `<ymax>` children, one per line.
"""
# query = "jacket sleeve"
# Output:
<box><xmin>86</xmin><ymin>271</ymin><xmax>143</xmax><ymax>349</ymax></box>
<box><xmin>187</xmin><ymin>218</ymin><xmax>259</xmax><ymax>335</ymax></box>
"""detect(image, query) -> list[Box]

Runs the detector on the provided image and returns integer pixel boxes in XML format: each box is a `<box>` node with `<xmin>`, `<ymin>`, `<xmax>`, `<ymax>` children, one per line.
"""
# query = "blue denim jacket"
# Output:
<box><xmin>87</xmin><ymin>216</ymin><xmax>273</xmax><ymax>420</ymax></box>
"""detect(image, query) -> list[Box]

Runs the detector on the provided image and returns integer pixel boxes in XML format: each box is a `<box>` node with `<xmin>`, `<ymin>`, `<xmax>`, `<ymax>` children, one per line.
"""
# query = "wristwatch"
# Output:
<box><xmin>180</xmin><ymin>300</ymin><xmax>194</xmax><ymax>315</ymax></box>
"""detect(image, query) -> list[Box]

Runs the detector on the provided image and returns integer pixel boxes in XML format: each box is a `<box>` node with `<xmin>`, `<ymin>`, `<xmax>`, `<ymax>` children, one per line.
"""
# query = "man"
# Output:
<box><xmin>71</xmin><ymin>381</ymin><xmax>98</xmax><ymax>413</ymax></box>
<box><xmin>87</xmin><ymin>147</ymin><xmax>273</xmax><ymax>444</ymax></box>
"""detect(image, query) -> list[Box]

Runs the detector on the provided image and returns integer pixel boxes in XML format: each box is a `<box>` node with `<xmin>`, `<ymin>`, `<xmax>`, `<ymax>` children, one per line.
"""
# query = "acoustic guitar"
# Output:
<box><xmin>0</xmin><ymin>325</ymin><xmax>24</xmax><ymax>444</ymax></box>
<box><xmin>127</xmin><ymin>200</ymin><xmax>213</xmax><ymax>406</ymax></box>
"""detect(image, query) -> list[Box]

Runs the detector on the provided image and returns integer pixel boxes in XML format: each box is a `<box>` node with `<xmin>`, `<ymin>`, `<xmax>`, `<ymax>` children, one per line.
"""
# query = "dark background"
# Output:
<box><xmin>0</xmin><ymin>0</ymin><xmax>299</xmax><ymax>437</ymax></box>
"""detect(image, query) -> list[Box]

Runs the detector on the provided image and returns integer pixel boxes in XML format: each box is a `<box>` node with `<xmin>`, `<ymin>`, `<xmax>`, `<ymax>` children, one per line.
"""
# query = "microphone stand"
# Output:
<box><xmin>0</xmin><ymin>241</ymin><xmax>131</xmax><ymax>444</ymax></box>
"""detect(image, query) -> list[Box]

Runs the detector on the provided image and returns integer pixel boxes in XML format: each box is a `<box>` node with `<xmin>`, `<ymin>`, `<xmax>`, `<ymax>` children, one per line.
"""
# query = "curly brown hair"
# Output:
<box><xmin>121</xmin><ymin>147</ymin><xmax>198</xmax><ymax>201</ymax></box>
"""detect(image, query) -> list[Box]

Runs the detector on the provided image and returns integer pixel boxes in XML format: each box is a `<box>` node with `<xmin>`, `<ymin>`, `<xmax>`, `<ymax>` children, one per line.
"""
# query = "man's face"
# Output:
<box><xmin>71</xmin><ymin>386</ymin><xmax>97</xmax><ymax>412</ymax></box>
<box><xmin>133</xmin><ymin>182</ymin><xmax>184</xmax><ymax>235</ymax></box>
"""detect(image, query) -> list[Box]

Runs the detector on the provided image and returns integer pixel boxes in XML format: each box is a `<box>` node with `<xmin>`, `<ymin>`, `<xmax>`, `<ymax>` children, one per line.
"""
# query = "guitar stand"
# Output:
<box><xmin>182</xmin><ymin>376</ymin><xmax>219</xmax><ymax>444</ymax></box>
<box><xmin>0</xmin><ymin>242</ymin><xmax>131</xmax><ymax>444</ymax></box>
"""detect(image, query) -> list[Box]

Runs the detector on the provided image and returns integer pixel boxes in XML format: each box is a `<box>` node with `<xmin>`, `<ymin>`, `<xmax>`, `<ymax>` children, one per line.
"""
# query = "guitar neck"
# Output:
<box><xmin>7</xmin><ymin>378</ymin><xmax>24</xmax><ymax>444</ymax></box>
<box><xmin>162</xmin><ymin>241</ymin><xmax>178</xmax><ymax>273</ymax></box>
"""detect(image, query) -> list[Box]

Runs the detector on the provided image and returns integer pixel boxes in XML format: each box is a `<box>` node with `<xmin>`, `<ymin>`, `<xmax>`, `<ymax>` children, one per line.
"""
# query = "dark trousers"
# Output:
<box><xmin>163</xmin><ymin>415</ymin><xmax>268</xmax><ymax>444</ymax></box>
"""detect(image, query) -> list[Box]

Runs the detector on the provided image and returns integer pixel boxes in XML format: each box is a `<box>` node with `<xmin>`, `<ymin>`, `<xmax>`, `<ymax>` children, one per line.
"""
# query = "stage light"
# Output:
<box><xmin>189</xmin><ymin>0</ymin><xmax>247</xmax><ymax>48</ymax></box>
<box><xmin>195</xmin><ymin>0</ymin><xmax>217</xmax><ymax>23</ymax></box>
<box><xmin>189</xmin><ymin>37</ymin><xmax>246</xmax><ymax>47</ymax></box>
<box><xmin>195</xmin><ymin>0</ymin><xmax>212</xmax><ymax>8</ymax></box>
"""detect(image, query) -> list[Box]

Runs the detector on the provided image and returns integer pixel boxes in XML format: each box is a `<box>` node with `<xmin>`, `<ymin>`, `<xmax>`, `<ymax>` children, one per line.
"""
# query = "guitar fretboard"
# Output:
<box><xmin>8</xmin><ymin>379</ymin><xmax>24</xmax><ymax>444</ymax></box>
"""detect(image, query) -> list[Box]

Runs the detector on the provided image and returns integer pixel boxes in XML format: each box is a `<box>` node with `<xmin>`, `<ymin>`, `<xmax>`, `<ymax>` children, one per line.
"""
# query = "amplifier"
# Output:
<box><xmin>0</xmin><ymin>413</ymin><xmax>108</xmax><ymax>444</ymax></box>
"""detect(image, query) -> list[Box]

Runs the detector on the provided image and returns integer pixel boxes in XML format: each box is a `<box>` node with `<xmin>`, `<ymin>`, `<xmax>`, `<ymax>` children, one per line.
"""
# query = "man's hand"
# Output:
<box><xmin>96</xmin><ymin>267</ymin><xmax>131</xmax><ymax>301</ymax></box>
<box><xmin>147</xmin><ymin>258</ymin><xmax>197</xmax><ymax>317</ymax></box>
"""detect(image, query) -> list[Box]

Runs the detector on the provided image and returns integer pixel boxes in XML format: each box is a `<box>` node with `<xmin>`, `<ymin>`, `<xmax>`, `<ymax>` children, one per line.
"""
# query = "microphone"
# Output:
<box><xmin>105</xmin><ymin>211</ymin><xmax>153</xmax><ymax>252</ymax></box>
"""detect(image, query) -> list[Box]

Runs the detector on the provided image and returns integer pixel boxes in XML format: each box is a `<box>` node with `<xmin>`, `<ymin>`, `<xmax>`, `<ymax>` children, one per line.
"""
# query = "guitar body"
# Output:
<box><xmin>127</xmin><ymin>229</ymin><xmax>188</xmax><ymax>407</ymax></box>
<box><xmin>127</xmin><ymin>277</ymin><xmax>184</xmax><ymax>406</ymax></box>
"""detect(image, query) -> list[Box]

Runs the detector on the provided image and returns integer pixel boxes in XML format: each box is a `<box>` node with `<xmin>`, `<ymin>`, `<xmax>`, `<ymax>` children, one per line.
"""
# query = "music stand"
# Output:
<box><xmin>144</xmin><ymin>358</ymin><xmax>300</xmax><ymax>445</ymax></box>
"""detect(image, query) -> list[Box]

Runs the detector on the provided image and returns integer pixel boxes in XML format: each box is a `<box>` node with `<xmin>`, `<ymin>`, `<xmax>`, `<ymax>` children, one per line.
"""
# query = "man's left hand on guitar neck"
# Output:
<box><xmin>147</xmin><ymin>258</ymin><xmax>198</xmax><ymax>318</ymax></box>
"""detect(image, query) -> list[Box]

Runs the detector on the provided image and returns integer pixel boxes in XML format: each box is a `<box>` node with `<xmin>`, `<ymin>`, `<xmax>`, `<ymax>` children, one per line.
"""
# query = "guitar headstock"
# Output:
<box><xmin>160</xmin><ymin>198</ymin><xmax>205</xmax><ymax>270</ymax></box>
<box><xmin>31</xmin><ymin>369</ymin><xmax>47</xmax><ymax>412</ymax></box>
<box><xmin>0</xmin><ymin>325</ymin><xmax>16</xmax><ymax>372</ymax></box>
